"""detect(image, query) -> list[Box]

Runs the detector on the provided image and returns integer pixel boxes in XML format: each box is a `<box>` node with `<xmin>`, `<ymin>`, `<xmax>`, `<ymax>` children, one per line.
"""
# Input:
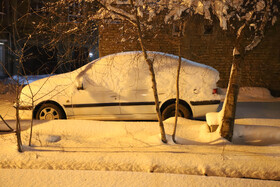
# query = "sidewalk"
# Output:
<box><xmin>0</xmin><ymin>169</ymin><xmax>279</xmax><ymax>187</ymax></box>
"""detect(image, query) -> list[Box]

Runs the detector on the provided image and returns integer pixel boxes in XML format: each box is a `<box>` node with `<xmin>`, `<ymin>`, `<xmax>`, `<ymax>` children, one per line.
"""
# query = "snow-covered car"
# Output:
<box><xmin>18</xmin><ymin>51</ymin><xmax>221</xmax><ymax>120</ymax></box>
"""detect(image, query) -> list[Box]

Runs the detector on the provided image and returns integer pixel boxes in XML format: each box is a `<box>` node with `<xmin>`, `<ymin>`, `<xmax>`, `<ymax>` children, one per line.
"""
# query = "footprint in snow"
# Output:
<box><xmin>46</xmin><ymin>135</ymin><xmax>61</xmax><ymax>143</ymax></box>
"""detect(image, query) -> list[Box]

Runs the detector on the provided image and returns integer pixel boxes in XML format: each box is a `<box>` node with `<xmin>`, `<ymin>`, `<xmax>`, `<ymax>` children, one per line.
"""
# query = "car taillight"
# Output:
<box><xmin>212</xmin><ymin>88</ymin><xmax>218</xmax><ymax>94</ymax></box>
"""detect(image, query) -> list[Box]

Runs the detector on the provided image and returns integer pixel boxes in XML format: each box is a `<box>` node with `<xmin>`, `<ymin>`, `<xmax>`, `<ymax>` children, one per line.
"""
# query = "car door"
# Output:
<box><xmin>70</xmin><ymin>84</ymin><xmax>120</xmax><ymax>118</ymax></box>
<box><xmin>69</xmin><ymin>59</ymin><xmax>121</xmax><ymax>118</ymax></box>
<box><xmin>118</xmin><ymin>55</ymin><xmax>156</xmax><ymax>115</ymax></box>
<box><xmin>119</xmin><ymin>87</ymin><xmax>156</xmax><ymax>115</ymax></box>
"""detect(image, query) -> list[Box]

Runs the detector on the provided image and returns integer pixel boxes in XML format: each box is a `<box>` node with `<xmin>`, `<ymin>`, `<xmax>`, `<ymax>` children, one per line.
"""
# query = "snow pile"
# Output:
<box><xmin>164</xmin><ymin>117</ymin><xmax>225</xmax><ymax>145</ymax></box>
<box><xmin>2</xmin><ymin>118</ymin><xmax>226</xmax><ymax>149</ymax></box>
<box><xmin>238</xmin><ymin>87</ymin><xmax>275</xmax><ymax>100</ymax></box>
<box><xmin>0</xmin><ymin>118</ymin><xmax>280</xmax><ymax>181</ymax></box>
<box><xmin>206</xmin><ymin>112</ymin><xmax>280</xmax><ymax>146</ymax></box>
<box><xmin>220</xmin><ymin>87</ymin><xmax>277</xmax><ymax>101</ymax></box>
<box><xmin>233</xmin><ymin>118</ymin><xmax>280</xmax><ymax>146</ymax></box>
<box><xmin>205</xmin><ymin>112</ymin><xmax>220</xmax><ymax>127</ymax></box>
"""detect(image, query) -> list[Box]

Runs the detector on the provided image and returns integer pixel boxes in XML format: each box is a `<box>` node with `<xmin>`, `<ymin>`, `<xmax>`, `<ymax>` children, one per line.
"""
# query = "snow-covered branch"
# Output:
<box><xmin>85</xmin><ymin>0</ymin><xmax>138</xmax><ymax>25</ymax></box>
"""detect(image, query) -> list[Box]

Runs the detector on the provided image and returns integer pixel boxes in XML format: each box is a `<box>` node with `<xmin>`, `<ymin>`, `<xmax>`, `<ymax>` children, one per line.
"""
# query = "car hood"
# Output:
<box><xmin>19</xmin><ymin>72</ymin><xmax>77</xmax><ymax>106</ymax></box>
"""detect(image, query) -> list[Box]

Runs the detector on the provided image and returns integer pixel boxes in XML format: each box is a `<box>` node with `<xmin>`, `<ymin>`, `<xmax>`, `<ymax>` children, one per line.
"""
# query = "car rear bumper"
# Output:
<box><xmin>190</xmin><ymin>100</ymin><xmax>221</xmax><ymax>118</ymax></box>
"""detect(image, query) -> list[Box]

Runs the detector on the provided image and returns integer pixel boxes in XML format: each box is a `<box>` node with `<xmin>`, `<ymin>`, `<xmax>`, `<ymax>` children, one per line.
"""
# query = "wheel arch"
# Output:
<box><xmin>33</xmin><ymin>100</ymin><xmax>67</xmax><ymax>119</ymax></box>
<box><xmin>160</xmin><ymin>99</ymin><xmax>193</xmax><ymax>118</ymax></box>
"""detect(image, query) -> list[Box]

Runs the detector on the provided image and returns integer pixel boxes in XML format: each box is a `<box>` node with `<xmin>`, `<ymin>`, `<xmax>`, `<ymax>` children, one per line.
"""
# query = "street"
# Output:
<box><xmin>218</xmin><ymin>101</ymin><xmax>280</xmax><ymax>119</ymax></box>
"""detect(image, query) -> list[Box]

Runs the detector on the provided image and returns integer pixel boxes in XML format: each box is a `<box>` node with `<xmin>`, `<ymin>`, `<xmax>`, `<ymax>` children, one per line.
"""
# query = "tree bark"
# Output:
<box><xmin>132</xmin><ymin>0</ymin><xmax>167</xmax><ymax>143</ymax></box>
<box><xmin>11</xmin><ymin>0</ymin><xmax>23</xmax><ymax>152</ymax></box>
<box><xmin>172</xmin><ymin>20</ymin><xmax>184</xmax><ymax>142</ymax></box>
<box><xmin>220</xmin><ymin>6</ymin><xmax>271</xmax><ymax>141</ymax></box>
<box><xmin>15</xmin><ymin>82</ymin><xmax>23</xmax><ymax>152</ymax></box>
<box><xmin>220</xmin><ymin>22</ymin><xmax>246</xmax><ymax>141</ymax></box>
<box><xmin>220</xmin><ymin>53</ymin><xmax>243</xmax><ymax>141</ymax></box>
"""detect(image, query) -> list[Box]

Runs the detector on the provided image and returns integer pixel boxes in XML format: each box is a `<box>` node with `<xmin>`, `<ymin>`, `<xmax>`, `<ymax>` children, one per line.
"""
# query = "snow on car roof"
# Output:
<box><xmin>75</xmin><ymin>51</ymin><xmax>220</xmax><ymax>101</ymax></box>
<box><xmin>88</xmin><ymin>51</ymin><xmax>217</xmax><ymax>72</ymax></box>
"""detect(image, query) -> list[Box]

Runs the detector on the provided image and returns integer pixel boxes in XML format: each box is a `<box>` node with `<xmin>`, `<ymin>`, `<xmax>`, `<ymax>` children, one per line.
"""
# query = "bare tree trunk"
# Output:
<box><xmin>220</xmin><ymin>22</ymin><xmax>246</xmax><ymax>141</ymax></box>
<box><xmin>28</xmin><ymin>99</ymin><xmax>34</xmax><ymax>146</ymax></box>
<box><xmin>132</xmin><ymin>1</ymin><xmax>167</xmax><ymax>143</ymax></box>
<box><xmin>11</xmin><ymin>0</ymin><xmax>23</xmax><ymax>152</ymax></box>
<box><xmin>220</xmin><ymin>52</ymin><xmax>243</xmax><ymax>141</ymax></box>
<box><xmin>15</xmin><ymin>81</ymin><xmax>23</xmax><ymax>152</ymax></box>
<box><xmin>172</xmin><ymin>20</ymin><xmax>184</xmax><ymax>142</ymax></box>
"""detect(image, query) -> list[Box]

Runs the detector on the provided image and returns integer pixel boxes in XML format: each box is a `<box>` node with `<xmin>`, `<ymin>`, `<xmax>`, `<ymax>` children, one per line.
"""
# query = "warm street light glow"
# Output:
<box><xmin>89</xmin><ymin>52</ymin><xmax>94</xmax><ymax>58</ymax></box>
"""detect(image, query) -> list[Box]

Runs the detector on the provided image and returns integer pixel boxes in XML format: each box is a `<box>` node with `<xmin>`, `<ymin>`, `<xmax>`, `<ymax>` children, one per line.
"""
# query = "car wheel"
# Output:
<box><xmin>161</xmin><ymin>103</ymin><xmax>191</xmax><ymax>120</ymax></box>
<box><xmin>35</xmin><ymin>103</ymin><xmax>64</xmax><ymax>120</ymax></box>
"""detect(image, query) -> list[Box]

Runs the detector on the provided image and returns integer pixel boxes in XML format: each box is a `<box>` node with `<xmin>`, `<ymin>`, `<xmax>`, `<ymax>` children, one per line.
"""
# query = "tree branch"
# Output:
<box><xmin>96</xmin><ymin>1</ymin><xmax>137</xmax><ymax>26</ymax></box>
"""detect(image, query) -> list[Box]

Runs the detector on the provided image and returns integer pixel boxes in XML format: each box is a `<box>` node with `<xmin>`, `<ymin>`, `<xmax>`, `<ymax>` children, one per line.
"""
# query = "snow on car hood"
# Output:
<box><xmin>19</xmin><ymin>72</ymin><xmax>76</xmax><ymax>106</ymax></box>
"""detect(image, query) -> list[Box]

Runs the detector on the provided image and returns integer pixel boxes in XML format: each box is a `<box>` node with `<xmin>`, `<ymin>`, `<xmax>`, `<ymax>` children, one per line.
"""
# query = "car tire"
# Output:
<box><xmin>161</xmin><ymin>103</ymin><xmax>191</xmax><ymax>120</ymax></box>
<box><xmin>35</xmin><ymin>103</ymin><xmax>65</xmax><ymax>120</ymax></box>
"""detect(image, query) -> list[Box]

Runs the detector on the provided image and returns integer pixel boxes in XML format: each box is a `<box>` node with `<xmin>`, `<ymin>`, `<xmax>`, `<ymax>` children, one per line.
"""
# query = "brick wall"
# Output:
<box><xmin>99</xmin><ymin>16</ymin><xmax>280</xmax><ymax>96</ymax></box>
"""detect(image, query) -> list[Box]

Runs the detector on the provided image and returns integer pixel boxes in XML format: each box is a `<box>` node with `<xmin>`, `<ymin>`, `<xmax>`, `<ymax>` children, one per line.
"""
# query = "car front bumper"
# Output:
<box><xmin>13</xmin><ymin>103</ymin><xmax>33</xmax><ymax>110</ymax></box>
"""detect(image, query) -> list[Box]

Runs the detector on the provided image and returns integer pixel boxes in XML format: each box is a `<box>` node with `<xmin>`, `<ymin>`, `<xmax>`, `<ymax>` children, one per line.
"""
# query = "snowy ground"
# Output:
<box><xmin>1</xmin><ymin>118</ymin><xmax>280</xmax><ymax>186</ymax></box>
<box><xmin>1</xmin><ymin>169</ymin><xmax>279</xmax><ymax>187</ymax></box>
<box><xmin>0</xmin><ymin>86</ymin><xmax>280</xmax><ymax>186</ymax></box>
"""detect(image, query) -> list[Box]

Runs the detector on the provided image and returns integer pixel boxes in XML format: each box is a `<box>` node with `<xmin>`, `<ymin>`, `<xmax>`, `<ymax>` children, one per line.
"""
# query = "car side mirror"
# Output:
<box><xmin>77</xmin><ymin>83</ymin><xmax>84</xmax><ymax>90</ymax></box>
<box><xmin>75</xmin><ymin>76</ymin><xmax>85</xmax><ymax>90</ymax></box>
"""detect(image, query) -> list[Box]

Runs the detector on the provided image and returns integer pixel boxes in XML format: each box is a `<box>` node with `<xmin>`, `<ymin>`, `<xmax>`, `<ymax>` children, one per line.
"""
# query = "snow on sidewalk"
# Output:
<box><xmin>0</xmin><ymin>119</ymin><xmax>280</xmax><ymax>181</ymax></box>
<box><xmin>0</xmin><ymin>169</ymin><xmax>279</xmax><ymax>187</ymax></box>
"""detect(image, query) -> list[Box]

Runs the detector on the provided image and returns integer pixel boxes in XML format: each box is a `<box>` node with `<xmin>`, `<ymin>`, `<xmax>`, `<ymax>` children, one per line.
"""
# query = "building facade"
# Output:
<box><xmin>99</xmin><ymin>15</ymin><xmax>280</xmax><ymax>96</ymax></box>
